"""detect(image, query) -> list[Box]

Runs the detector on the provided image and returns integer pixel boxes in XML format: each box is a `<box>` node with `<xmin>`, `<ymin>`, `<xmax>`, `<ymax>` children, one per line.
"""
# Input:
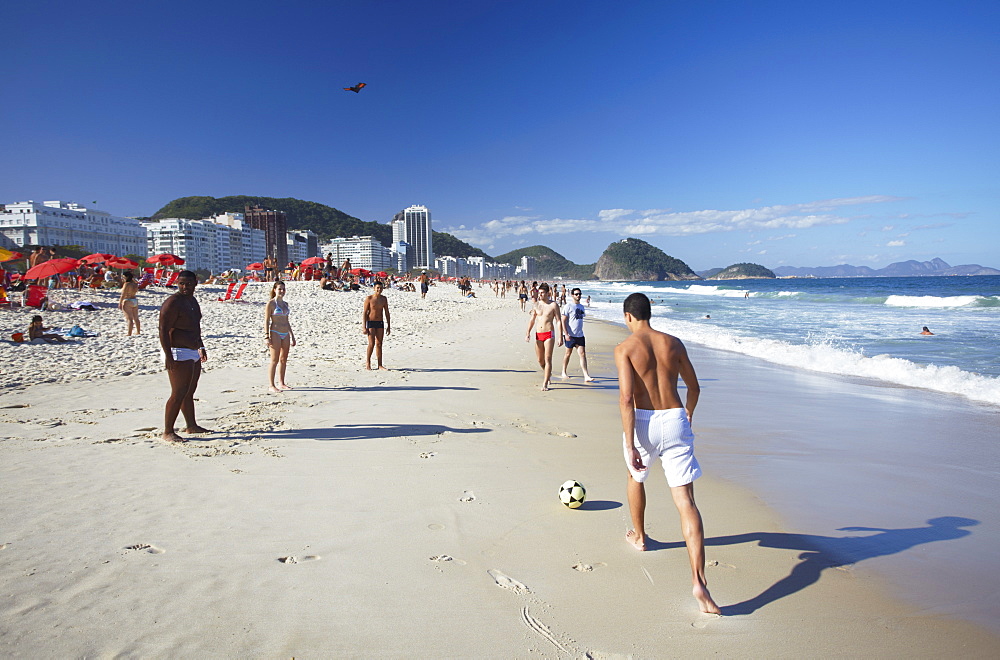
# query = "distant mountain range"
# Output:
<box><xmin>772</xmin><ymin>258</ymin><xmax>1000</xmax><ymax>278</ymax></box>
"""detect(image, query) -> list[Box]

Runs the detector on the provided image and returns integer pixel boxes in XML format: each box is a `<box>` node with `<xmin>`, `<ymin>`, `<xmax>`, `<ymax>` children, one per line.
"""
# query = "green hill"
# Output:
<box><xmin>492</xmin><ymin>245</ymin><xmax>596</xmax><ymax>279</ymax></box>
<box><xmin>151</xmin><ymin>195</ymin><xmax>488</xmax><ymax>259</ymax></box>
<box><xmin>594</xmin><ymin>238</ymin><xmax>699</xmax><ymax>281</ymax></box>
<box><xmin>709</xmin><ymin>262</ymin><xmax>776</xmax><ymax>279</ymax></box>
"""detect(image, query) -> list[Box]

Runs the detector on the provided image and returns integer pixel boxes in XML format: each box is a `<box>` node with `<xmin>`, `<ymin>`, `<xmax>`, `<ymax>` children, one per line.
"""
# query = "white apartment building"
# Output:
<box><xmin>320</xmin><ymin>236</ymin><xmax>391</xmax><ymax>272</ymax></box>
<box><xmin>398</xmin><ymin>205</ymin><xmax>433</xmax><ymax>270</ymax></box>
<box><xmin>390</xmin><ymin>241</ymin><xmax>410</xmax><ymax>272</ymax></box>
<box><xmin>142</xmin><ymin>215</ymin><xmax>265</xmax><ymax>273</ymax></box>
<box><xmin>0</xmin><ymin>200</ymin><xmax>147</xmax><ymax>256</ymax></box>
<box><xmin>441</xmin><ymin>255</ymin><xmax>513</xmax><ymax>280</ymax></box>
<box><xmin>287</xmin><ymin>229</ymin><xmax>319</xmax><ymax>264</ymax></box>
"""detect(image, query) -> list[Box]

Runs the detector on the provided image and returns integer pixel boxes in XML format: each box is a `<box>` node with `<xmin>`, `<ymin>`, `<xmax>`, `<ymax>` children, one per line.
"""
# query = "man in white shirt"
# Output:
<box><xmin>560</xmin><ymin>288</ymin><xmax>594</xmax><ymax>382</ymax></box>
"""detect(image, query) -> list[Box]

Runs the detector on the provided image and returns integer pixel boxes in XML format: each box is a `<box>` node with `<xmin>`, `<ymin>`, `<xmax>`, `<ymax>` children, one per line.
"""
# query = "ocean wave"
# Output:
<box><xmin>588</xmin><ymin>308</ymin><xmax>1000</xmax><ymax>406</ymax></box>
<box><xmin>884</xmin><ymin>295</ymin><xmax>982</xmax><ymax>308</ymax></box>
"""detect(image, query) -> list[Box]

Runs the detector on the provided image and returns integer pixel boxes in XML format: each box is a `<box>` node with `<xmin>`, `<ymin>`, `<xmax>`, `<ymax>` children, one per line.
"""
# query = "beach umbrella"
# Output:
<box><xmin>0</xmin><ymin>249</ymin><xmax>24</xmax><ymax>263</ymax></box>
<box><xmin>349</xmin><ymin>268</ymin><xmax>372</xmax><ymax>276</ymax></box>
<box><xmin>247</xmin><ymin>262</ymin><xmax>264</xmax><ymax>271</ymax></box>
<box><xmin>301</xmin><ymin>256</ymin><xmax>326</xmax><ymax>266</ymax></box>
<box><xmin>108</xmin><ymin>257</ymin><xmax>139</xmax><ymax>269</ymax></box>
<box><xmin>376</xmin><ymin>271</ymin><xmax>388</xmax><ymax>278</ymax></box>
<box><xmin>80</xmin><ymin>253</ymin><xmax>114</xmax><ymax>264</ymax></box>
<box><xmin>25</xmin><ymin>257</ymin><xmax>80</xmax><ymax>279</ymax></box>
<box><xmin>148</xmin><ymin>253</ymin><xmax>185</xmax><ymax>266</ymax></box>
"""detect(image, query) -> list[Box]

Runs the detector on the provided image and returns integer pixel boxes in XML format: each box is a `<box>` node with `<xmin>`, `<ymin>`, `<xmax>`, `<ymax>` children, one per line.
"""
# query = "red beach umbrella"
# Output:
<box><xmin>349</xmin><ymin>268</ymin><xmax>372</xmax><ymax>276</ymax></box>
<box><xmin>247</xmin><ymin>262</ymin><xmax>265</xmax><ymax>271</ymax></box>
<box><xmin>25</xmin><ymin>257</ymin><xmax>80</xmax><ymax>279</ymax></box>
<box><xmin>80</xmin><ymin>253</ymin><xmax>114</xmax><ymax>264</ymax></box>
<box><xmin>108</xmin><ymin>257</ymin><xmax>139</xmax><ymax>269</ymax></box>
<box><xmin>301</xmin><ymin>256</ymin><xmax>326</xmax><ymax>266</ymax></box>
<box><xmin>376</xmin><ymin>271</ymin><xmax>388</xmax><ymax>278</ymax></box>
<box><xmin>148</xmin><ymin>253</ymin><xmax>185</xmax><ymax>266</ymax></box>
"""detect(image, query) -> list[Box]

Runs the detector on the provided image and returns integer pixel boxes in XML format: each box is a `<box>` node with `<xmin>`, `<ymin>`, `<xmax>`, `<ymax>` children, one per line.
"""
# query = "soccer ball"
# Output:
<box><xmin>559</xmin><ymin>480</ymin><xmax>586</xmax><ymax>509</ymax></box>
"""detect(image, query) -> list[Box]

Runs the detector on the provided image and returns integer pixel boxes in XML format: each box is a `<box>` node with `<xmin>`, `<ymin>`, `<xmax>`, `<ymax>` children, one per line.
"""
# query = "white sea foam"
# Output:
<box><xmin>885</xmin><ymin>295</ymin><xmax>981</xmax><ymax>308</ymax></box>
<box><xmin>589</xmin><ymin>306</ymin><xmax>1000</xmax><ymax>406</ymax></box>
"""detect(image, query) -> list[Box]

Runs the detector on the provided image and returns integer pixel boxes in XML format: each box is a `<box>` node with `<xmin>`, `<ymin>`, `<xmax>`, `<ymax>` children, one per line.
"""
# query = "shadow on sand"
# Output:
<box><xmin>650</xmin><ymin>516</ymin><xmax>979</xmax><ymax>615</ymax></box>
<box><xmin>262</xmin><ymin>423</ymin><xmax>491</xmax><ymax>442</ymax></box>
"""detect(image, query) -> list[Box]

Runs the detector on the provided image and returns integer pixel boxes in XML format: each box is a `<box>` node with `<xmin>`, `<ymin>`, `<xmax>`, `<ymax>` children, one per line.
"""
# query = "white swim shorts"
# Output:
<box><xmin>623</xmin><ymin>408</ymin><xmax>701</xmax><ymax>487</ymax></box>
<box><xmin>165</xmin><ymin>347</ymin><xmax>201</xmax><ymax>362</ymax></box>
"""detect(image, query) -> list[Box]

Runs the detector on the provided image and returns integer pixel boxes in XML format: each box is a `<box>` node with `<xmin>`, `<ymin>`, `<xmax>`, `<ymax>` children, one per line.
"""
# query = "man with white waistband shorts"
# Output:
<box><xmin>159</xmin><ymin>270</ymin><xmax>212</xmax><ymax>443</ymax></box>
<box><xmin>560</xmin><ymin>287</ymin><xmax>594</xmax><ymax>382</ymax></box>
<box><xmin>615</xmin><ymin>291</ymin><xmax>720</xmax><ymax>615</ymax></box>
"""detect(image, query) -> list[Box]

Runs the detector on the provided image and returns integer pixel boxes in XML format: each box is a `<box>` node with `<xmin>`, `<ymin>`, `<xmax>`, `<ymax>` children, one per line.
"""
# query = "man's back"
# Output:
<box><xmin>617</xmin><ymin>328</ymin><xmax>694</xmax><ymax>411</ymax></box>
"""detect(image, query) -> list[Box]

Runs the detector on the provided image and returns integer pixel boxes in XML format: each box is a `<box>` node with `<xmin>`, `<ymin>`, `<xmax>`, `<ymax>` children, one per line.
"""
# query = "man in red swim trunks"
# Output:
<box><xmin>525</xmin><ymin>282</ymin><xmax>562</xmax><ymax>391</ymax></box>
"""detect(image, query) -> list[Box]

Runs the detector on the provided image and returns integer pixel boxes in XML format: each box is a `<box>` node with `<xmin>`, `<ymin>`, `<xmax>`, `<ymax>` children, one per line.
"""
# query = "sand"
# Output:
<box><xmin>1</xmin><ymin>281</ymin><xmax>998</xmax><ymax>657</ymax></box>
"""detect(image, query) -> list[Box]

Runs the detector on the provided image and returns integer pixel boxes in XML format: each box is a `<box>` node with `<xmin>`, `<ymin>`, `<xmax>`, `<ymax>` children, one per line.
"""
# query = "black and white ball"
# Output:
<box><xmin>558</xmin><ymin>480</ymin><xmax>586</xmax><ymax>509</ymax></box>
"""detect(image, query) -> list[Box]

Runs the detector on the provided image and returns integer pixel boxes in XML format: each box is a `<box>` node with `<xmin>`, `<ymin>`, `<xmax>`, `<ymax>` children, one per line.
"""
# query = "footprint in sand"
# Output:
<box><xmin>419</xmin><ymin>452</ymin><xmax>437</xmax><ymax>459</ymax></box>
<box><xmin>572</xmin><ymin>562</ymin><xmax>607</xmax><ymax>572</ymax></box>
<box><xmin>429</xmin><ymin>554</ymin><xmax>466</xmax><ymax>565</ymax></box>
<box><xmin>124</xmin><ymin>543</ymin><xmax>164</xmax><ymax>554</ymax></box>
<box><xmin>278</xmin><ymin>555</ymin><xmax>320</xmax><ymax>564</ymax></box>
<box><xmin>459</xmin><ymin>490</ymin><xmax>476</xmax><ymax>502</ymax></box>
<box><xmin>488</xmin><ymin>569</ymin><xmax>530</xmax><ymax>594</ymax></box>
<box><xmin>133</xmin><ymin>427</ymin><xmax>157</xmax><ymax>432</ymax></box>
<box><xmin>549</xmin><ymin>431</ymin><xmax>577</xmax><ymax>438</ymax></box>
<box><xmin>706</xmin><ymin>559</ymin><xmax>737</xmax><ymax>570</ymax></box>
<box><xmin>691</xmin><ymin>614</ymin><xmax>722</xmax><ymax>628</ymax></box>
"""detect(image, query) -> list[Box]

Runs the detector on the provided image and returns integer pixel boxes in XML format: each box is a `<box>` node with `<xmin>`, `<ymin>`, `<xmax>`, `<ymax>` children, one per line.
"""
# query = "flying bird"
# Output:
<box><xmin>343</xmin><ymin>82</ymin><xmax>367</xmax><ymax>93</ymax></box>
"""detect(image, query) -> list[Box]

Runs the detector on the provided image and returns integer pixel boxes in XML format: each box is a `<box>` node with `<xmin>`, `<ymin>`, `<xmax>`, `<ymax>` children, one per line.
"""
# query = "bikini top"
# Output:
<box><xmin>272</xmin><ymin>302</ymin><xmax>288</xmax><ymax>316</ymax></box>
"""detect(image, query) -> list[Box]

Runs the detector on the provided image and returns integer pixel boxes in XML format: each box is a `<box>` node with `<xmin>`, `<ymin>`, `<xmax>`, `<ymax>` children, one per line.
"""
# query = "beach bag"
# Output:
<box><xmin>11</xmin><ymin>332</ymin><xmax>24</xmax><ymax>342</ymax></box>
<box><xmin>68</xmin><ymin>325</ymin><xmax>85</xmax><ymax>337</ymax></box>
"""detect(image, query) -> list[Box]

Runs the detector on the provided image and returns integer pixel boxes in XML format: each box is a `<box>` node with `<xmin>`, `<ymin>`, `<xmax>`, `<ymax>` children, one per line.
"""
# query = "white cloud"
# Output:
<box><xmin>887</xmin><ymin>240</ymin><xmax>906</xmax><ymax>247</ymax></box>
<box><xmin>443</xmin><ymin>195</ymin><xmax>904</xmax><ymax>244</ymax></box>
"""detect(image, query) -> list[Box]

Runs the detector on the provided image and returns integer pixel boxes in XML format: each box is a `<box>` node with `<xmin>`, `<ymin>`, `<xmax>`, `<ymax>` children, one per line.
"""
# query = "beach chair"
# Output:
<box><xmin>24</xmin><ymin>285</ymin><xmax>48</xmax><ymax>308</ymax></box>
<box><xmin>0</xmin><ymin>286</ymin><xmax>15</xmax><ymax>308</ymax></box>
<box><xmin>153</xmin><ymin>268</ymin><xmax>165</xmax><ymax>285</ymax></box>
<box><xmin>230</xmin><ymin>281</ymin><xmax>248</xmax><ymax>302</ymax></box>
<box><xmin>164</xmin><ymin>271</ymin><xmax>179</xmax><ymax>287</ymax></box>
<box><xmin>216</xmin><ymin>281</ymin><xmax>238</xmax><ymax>302</ymax></box>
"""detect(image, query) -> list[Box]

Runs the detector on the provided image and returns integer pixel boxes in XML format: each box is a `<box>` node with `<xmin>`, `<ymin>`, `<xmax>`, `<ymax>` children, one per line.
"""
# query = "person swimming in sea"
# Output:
<box><xmin>920</xmin><ymin>326</ymin><xmax>934</xmax><ymax>335</ymax></box>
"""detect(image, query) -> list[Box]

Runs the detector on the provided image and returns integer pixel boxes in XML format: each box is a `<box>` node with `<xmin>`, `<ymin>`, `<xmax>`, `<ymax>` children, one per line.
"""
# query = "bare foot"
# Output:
<box><xmin>365</xmin><ymin>364</ymin><xmax>372</xmax><ymax>370</ymax></box>
<box><xmin>184</xmin><ymin>426</ymin><xmax>213</xmax><ymax>434</ymax></box>
<box><xmin>559</xmin><ymin>373</ymin><xmax>570</xmax><ymax>379</ymax></box>
<box><xmin>162</xmin><ymin>431</ymin><xmax>187</xmax><ymax>443</ymax></box>
<box><xmin>693</xmin><ymin>583</ymin><xmax>721</xmax><ymax>614</ymax></box>
<box><xmin>625</xmin><ymin>529</ymin><xmax>646</xmax><ymax>551</ymax></box>
<box><xmin>584</xmin><ymin>376</ymin><xmax>595</xmax><ymax>382</ymax></box>
<box><xmin>378</xmin><ymin>365</ymin><xmax>389</xmax><ymax>371</ymax></box>
<box><xmin>269</xmin><ymin>386</ymin><xmax>281</xmax><ymax>393</ymax></box>
<box><xmin>278</xmin><ymin>384</ymin><xmax>293</xmax><ymax>390</ymax></box>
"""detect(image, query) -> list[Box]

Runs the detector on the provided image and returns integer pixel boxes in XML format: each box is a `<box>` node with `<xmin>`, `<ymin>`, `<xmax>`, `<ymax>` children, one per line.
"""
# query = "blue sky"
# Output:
<box><xmin>2</xmin><ymin>0</ymin><xmax>998</xmax><ymax>270</ymax></box>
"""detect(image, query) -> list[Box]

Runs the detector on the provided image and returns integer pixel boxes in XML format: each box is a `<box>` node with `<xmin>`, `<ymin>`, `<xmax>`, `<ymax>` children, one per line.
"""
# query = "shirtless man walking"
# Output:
<box><xmin>363</xmin><ymin>280</ymin><xmax>391</xmax><ymax>370</ymax></box>
<box><xmin>525</xmin><ymin>283</ymin><xmax>562</xmax><ymax>391</ymax></box>
<box><xmin>615</xmin><ymin>292</ymin><xmax>720</xmax><ymax>615</ymax></box>
<box><xmin>159</xmin><ymin>271</ymin><xmax>212</xmax><ymax>442</ymax></box>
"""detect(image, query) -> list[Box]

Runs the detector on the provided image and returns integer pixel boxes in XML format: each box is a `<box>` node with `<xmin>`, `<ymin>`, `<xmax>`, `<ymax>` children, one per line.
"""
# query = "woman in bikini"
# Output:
<box><xmin>118</xmin><ymin>270</ymin><xmax>141</xmax><ymax>336</ymax></box>
<box><xmin>264</xmin><ymin>281</ymin><xmax>296</xmax><ymax>392</ymax></box>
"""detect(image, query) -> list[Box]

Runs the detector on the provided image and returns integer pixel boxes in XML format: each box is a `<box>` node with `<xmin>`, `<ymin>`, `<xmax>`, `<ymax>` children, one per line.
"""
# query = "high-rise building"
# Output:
<box><xmin>397</xmin><ymin>205</ymin><xmax>433</xmax><ymax>270</ymax></box>
<box><xmin>142</xmin><ymin>215</ymin><xmax>265</xmax><ymax>273</ymax></box>
<box><xmin>320</xmin><ymin>236</ymin><xmax>391</xmax><ymax>272</ymax></box>
<box><xmin>287</xmin><ymin>229</ymin><xmax>319</xmax><ymax>263</ymax></box>
<box><xmin>244</xmin><ymin>204</ymin><xmax>288</xmax><ymax>265</ymax></box>
<box><xmin>0</xmin><ymin>201</ymin><xmax>146</xmax><ymax>256</ymax></box>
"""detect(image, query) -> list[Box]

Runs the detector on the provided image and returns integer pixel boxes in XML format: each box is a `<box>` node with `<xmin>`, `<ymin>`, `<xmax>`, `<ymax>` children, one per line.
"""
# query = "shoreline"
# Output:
<box><xmin>1</xmin><ymin>286</ymin><xmax>998</xmax><ymax>656</ymax></box>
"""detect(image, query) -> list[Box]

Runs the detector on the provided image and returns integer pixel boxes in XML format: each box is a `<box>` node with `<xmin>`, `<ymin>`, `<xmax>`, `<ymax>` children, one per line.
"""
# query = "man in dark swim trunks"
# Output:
<box><xmin>525</xmin><ymin>283</ymin><xmax>562</xmax><ymax>391</ymax></box>
<box><xmin>158</xmin><ymin>270</ymin><xmax>212</xmax><ymax>442</ymax></box>
<box><xmin>363</xmin><ymin>280</ymin><xmax>391</xmax><ymax>370</ymax></box>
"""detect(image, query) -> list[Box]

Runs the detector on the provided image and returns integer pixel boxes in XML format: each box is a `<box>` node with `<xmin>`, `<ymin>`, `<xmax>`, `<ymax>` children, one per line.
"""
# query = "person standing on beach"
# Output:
<box><xmin>615</xmin><ymin>292</ymin><xmax>720</xmax><ymax>615</ymax></box>
<box><xmin>525</xmin><ymin>283</ymin><xmax>562</xmax><ymax>391</ymax></box>
<box><xmin>264</xmin><ymin>281</ymin><xmax>296</xmax><ymax>391</ymax></box>
<box><xmin>518</xmin><ymin>281</ymin><xmax>529</xmax><ymax>311</ymax></box>
<box><xmin>118</xmin><ymin>270</ymin><xmax>141</xmax><ymax>336</ymax></box>
<box><xmin>363</xmin><ymin>280</ymin><xmax>391</xmax><ymax>370</ymax></box>
<box><xmin>560</xmin><ymin>287</ymin><xmax>594</xmax><ymax>382</ymax></box>
<box><xmin>158</xmin><ymin>271</ymin><xmax>211</xmax><ymax>443</ymax></box>
<box><xmin>419</xmin><ymin>271</ymin><xmax>430</xmax><ymax>299</ymax></box>
<box><xmin>263</xmin><ymin>255</ymin><xmax>277</xmax><ymax>282</ymax></box>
